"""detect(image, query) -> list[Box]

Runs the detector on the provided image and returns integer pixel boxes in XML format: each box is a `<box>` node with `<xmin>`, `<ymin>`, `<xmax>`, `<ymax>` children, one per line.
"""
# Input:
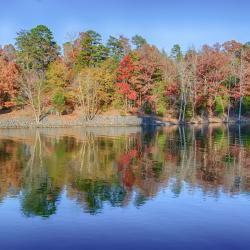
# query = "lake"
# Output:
<box><xmin>0</xmin><ymin>125</ymin><xmax>250</xmax><ymax>250</ymax></box>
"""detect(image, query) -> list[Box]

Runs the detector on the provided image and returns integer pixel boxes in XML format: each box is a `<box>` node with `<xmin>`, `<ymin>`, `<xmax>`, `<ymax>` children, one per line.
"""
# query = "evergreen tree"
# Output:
<box><xmin>132</xmin><ymin>35</ymin><xmax>147</xmax><ymax>49</ymax></box>
<box><xmin>76</xmin><ymin>30</ymin><xmax>108</xmax><ymax>69</ymax></box>
<box><xmin>16</xmin><ymin>25</ymin><xmax>59</xmax><ymax>73</ymax></box>
<box><xmin>171</xmin><ymin>44</ymin><xmax>183</xmax><ymax>62</ymax></box>
<box><xmin>107</xmin><ymin>36</ymin><xmax>125</xmax><ymax>61</ymax></box>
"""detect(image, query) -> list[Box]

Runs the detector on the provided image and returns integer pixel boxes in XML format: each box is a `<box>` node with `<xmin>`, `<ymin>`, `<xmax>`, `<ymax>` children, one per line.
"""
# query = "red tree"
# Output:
<box><xmin>132</xmin><ymin>45</ymin><xmax>163</xmax><ymax>107</ymax></box>
<box><xmin>0</xmin><ymin>52</ymin><xmax>19</xmax><ymax>108</ymax></box>
<box><xmin>116</xmin><ymin>55</ymin><xmax>137</xmax><ymax>109</ymax></box>
<box><xmin>196</xmin><ymin>45</ymin><xmax>230</xmax><ymax>116</ymax></box>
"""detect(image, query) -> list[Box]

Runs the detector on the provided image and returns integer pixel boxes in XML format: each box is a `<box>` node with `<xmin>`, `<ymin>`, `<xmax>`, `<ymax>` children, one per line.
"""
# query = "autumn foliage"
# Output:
<box><xmin>0</xmin><ymin>49</ymin><xmax>19</xmax><ymax>107</ymax></box>
<box><xmin>1</xmin><ymin>25</ymin><xmax>250</xmax><ymax>121</ymax></box>
<box><xmin>116</xmin><ymin>55</ymin><xmax>137</xmax><ymax>104</ymax></box>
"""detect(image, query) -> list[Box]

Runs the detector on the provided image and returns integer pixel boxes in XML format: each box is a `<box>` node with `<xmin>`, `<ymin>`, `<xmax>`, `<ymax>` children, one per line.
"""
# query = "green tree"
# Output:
<box><xmin>171</xmin><ymin>44</ymin><xmax>183</xmax><ymax>62</ymax></box>
<box><xmin>242</xmin><ymin>96</ymin><xmax>250</xmax><ymax>115</ymax></box>
<box><xmin>16</xmin><ymin>25</ymin><xmax>59</xmax><ymax>73</ymax></box>
<box><xmin>215</xmin><ymin>96</ymin><xmax>225</xmax><ymax>117</ymax></box>
<box><xmin>153</xmin><ymin>81</ymin><xmax>167</xmax><ymax>116</ymax></box>
<box><xmin>132</xmin><ymin>35</ymin><xmax>147</xmax><ymax>49</ymax></box>
<box><xmin>107</xmin><ymin>36</ymin><xmax>125</xmax><ymax>61</ymax></box>
<box><xmin>16</xmin><ymin>25</ymin><xmax>60</xmax><ymax>123</ymax></box>
<box><xmin>53</xmin><ymin>92</ymin><xmax>65</xmax><ymax>115</ymax></box>
<box><xmin>76</xmin><ymin>30</ymin><xmax>108</xmax><ymax>69</ymax></box>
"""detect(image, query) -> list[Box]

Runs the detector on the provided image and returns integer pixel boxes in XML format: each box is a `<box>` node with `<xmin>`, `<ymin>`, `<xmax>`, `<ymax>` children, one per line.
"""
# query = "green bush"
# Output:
<box><xmin>14</xmin><ymin>95</ymin><xmax>25</xmax><ymax>109</ymax></box>
<box><xmin>156</xmin><ymin>102</ymin><xmax>166</xmax><ymax>117</ymax></box>
<box><xmin>215</xmin><ymin>96</ymin><xmax>224</xmax><ymax>117</ymax></box>
<box><xmin>53</xmin><ymin>92</ymin><xmax>65</xmax><ymax>115</ymax></box>
<box><xmin>185</xmin><ymin>102</ymin><xmax>193</xmax><ymax>121</ymax></box>
<box><xmin>153</xmin><ymin>81</ymin><xmax>167</xmax><ymax>117</ymax></box>
<box><xmin>242</xmin><ymin>96</ymin><xmax>250</xmax><ymax>115</ymax></box>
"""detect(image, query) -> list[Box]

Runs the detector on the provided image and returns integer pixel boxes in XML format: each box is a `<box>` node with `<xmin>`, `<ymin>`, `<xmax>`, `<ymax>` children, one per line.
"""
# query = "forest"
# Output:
<box><xmin>1</xmin><ymin>24</ymin><xmax>250</xmax><ymax>123</ymax></box>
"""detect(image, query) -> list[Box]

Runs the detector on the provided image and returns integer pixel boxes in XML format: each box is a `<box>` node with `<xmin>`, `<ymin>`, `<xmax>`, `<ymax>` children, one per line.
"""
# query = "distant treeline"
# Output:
<box><xmin>1</xmin><ymin>25</ymin><xmax>250</xmax><ymax>123</ymax></box>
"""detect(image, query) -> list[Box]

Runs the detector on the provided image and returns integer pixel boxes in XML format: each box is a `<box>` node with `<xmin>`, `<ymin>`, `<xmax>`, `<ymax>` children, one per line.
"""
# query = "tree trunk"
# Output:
<box><xmin>238</xmin><ymin>49</ymin><xmax>244</xmax><ymax>123</ymax></box>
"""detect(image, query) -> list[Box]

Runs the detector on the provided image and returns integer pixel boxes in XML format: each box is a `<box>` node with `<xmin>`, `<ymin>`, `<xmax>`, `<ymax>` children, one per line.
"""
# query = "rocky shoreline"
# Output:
<box><xmin>161</xmin><ymin>116</ymin><xmax>250</xmax><ymax>125</ymax></box>
<box><xmin>0</xmin><ymin>115</ymin><xmax>147</xmax><ymax>128</ymax></box>
<box><xmin>0</xmin><ymin>114</ymin><xmax>250</xmax><ymax>129</ymax></box>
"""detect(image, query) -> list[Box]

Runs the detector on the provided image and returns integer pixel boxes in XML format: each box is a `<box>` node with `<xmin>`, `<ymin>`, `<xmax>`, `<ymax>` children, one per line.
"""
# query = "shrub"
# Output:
<box><xmin>53</xmin><ymin>92</ymin><xmax>65</xmax><ymax>115</ymax></box>
<box><xmin>185</xmin><ymin>102</ymin><xmax>193</xmax><ymax>121</ymax></box>
<box><xmin>242</xmin><ymin>96</ymin><xmax>250</xmax><ymax>115</ymax></box>
<box><xmin>215</xmin><ymin>96</ymin><xmax>224</xmax><ymax>117</ymax></box>
<box><xmin>156</xmin><ymin>102</ymin><xmax>166</xmax><ymax>117</ymax></box>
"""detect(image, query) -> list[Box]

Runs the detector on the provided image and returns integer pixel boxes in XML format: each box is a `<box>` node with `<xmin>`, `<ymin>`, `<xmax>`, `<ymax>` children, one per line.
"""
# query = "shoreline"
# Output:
<box><xmin>0</xmin><ymin>115</ymin><xmax>144</xmax><ymax>129</ymax></box>
<box><xmin>0</xmin><ymin>114</ymin><xmax>250</xmax><ymax>128</ymax></box>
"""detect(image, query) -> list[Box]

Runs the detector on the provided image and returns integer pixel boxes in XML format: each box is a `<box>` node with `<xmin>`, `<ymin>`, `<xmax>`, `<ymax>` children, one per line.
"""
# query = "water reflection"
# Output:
<box><xmin>0</xmin><ymin>125</ymin><xmax>250</xmax><ymax>217</ymax></box>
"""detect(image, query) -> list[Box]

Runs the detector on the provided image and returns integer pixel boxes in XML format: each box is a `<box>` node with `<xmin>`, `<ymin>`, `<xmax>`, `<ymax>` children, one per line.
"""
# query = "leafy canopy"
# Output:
<box><xmin>76</xmin><ymin>30</ymin><xmax>108</xmax><ymax>69</ymax></box>
<box><xmin>16</xmin><ymin>25</ymin><xmax>59</xmax><ymax>72</ymax></box>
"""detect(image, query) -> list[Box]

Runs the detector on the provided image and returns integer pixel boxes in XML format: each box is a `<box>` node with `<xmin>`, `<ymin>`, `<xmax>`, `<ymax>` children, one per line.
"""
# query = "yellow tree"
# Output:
<box><xmin>46</xmin><ymin>59</ymin><xmax>71</xmax><ymax>115</ymax></box>
<box><xmin>74</xmin><ymin>60</ymin><xmax>116</xmax><ymax>120</ymax></box>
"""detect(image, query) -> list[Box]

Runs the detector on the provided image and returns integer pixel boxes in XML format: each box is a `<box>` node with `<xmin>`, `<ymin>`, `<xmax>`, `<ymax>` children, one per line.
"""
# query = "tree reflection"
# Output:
<box><xmin>72</xmin><ymin>180</ymin><xmax>126</xmax><ymax>214</ymax></box>
<box><xmin>20</xmin><ymin>131</ymin><xmax>61</xmax><ymax>218</ymax></box>
<box><xmin>0</xmin><ymin>125</ymin><xmax>249</xmax><ymax>217</ymax></box>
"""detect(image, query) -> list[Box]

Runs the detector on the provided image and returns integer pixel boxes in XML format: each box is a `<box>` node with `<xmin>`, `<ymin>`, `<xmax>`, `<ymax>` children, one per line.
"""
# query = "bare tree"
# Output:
<box><xmin>74</xmin><ymin>69</ymin><xmax>100</xmax><ymax>120</ymax></box>
<box><xmin>20</xmin><ymin>69</ymin><xmax>45</xmax><ymax>124</ymax></box>
<box><xmin>238</xmin><ymin>48</ymin><xmax>245</xmax><ymax>122</ymax></box>
<box><xmin>188</xmin><ymin>49</ymin><xmax>198</xmax><ymax>120</ymax></box>
<box><xmin>177</xmin><ymin>58</ymin><xmax>190</xmax><ymax>123</ymax></box>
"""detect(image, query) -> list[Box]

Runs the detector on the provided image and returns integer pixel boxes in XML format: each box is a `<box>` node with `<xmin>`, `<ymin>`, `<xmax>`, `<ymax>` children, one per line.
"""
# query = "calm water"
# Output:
<box><xmin>0</xmin><ymin>125</ymin><xmax>250</xmax><ymax>250</ymax></box>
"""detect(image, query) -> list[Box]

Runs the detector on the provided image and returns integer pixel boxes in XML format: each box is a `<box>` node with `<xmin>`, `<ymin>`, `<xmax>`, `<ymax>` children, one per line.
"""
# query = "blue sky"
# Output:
<box><xmin>0</xmin><ymin>0</ymin><xmax>249</xmax><ymax>52</ymax></box>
